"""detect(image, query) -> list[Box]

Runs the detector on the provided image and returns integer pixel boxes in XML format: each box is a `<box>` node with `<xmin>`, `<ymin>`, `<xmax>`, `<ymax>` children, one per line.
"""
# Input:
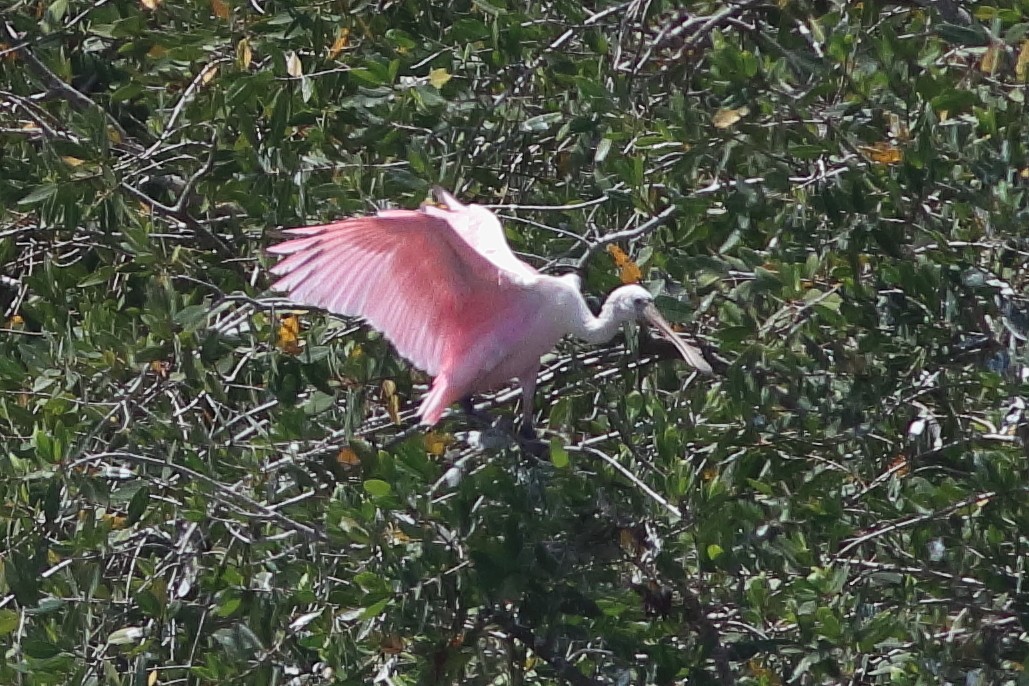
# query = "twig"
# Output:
<box><xmin>568</xmin><ymin>444</ymin><xmax>683</xmax><ymax>521</ymax></box>
<box><xmin>491</xmin><ymin>611</ymin><xmax>600</xmax><ymax>686</ymax></box>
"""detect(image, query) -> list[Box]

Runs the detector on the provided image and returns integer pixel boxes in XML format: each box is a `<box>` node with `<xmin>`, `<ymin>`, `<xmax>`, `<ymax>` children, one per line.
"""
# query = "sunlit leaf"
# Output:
<box><xmin>712</xmin><ymin>106</ymin><xmax>749</xmax><ymax>129</ymax></box>
<box><xmin>328</xmin><ymin>28</ymin><xmax>350</xmax><ymax>59</ymax></box>
<box><xmin>237</xmin><ymin>38</ymin><xmax>252</xmax><ymax>69</ymax></box>
<box><xmin>286</xmin><ymin>51</ymin><xmax>303</xmax><ymax>78</ymax></box>
<box><xmin>1017</xmin><ymin>40</ymin><xmax>1029</xmax><ymax>79</ymax></box>
<box><xmin>428</xmin><ymin>67</ymin><xmax>451</xmax><ymax>89</ymax></box>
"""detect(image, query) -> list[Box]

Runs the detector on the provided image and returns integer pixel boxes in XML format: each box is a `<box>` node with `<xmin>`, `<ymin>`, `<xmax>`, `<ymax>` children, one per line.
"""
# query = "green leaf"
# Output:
<box><xmin>363</xmin><ymin>479</ymin><xmax>392</xmax><ymax>497</ymax></box>
<box><xmin>549</xmin><ymin>439</ymin><xmax>569</xmax><ymax>468</ymax></box>
<box><xmin>18</xmin><ymin>185</ymin><xmax>59</xmax><ymax>205</ymax></box>
<box><xmin>520</xmin><ymin>112</ymin><xmax>562</xmax><ymax>132</ymax></box>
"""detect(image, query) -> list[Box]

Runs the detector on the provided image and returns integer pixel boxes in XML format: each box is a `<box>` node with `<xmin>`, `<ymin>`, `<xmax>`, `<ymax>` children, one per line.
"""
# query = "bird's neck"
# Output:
<box><xmin>570</xmin><ymin>298</ymin><xmax>624</xmax><ymax>345</ymax></box>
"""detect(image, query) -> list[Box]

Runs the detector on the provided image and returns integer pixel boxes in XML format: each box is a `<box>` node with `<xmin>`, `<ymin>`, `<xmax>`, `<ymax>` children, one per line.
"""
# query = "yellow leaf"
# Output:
<box><xmin>140</xmin><ymin>0</ymin><xmax>160</xmax><ymax>10</ymax></box>
<box><xmin>1017</xmin><ymin>40</ymin><xmax>1029</xmax><ymax>79</ymax></box>
<box><xmin>237</xmin><ymin>38</ymin><xmax>252</xmax><ymax>69</ymax></box>
<box><xmin>386</xmin><ymin>395</ymin><xmax>400</xmax><ymax>424</ymax></box>
<box><xmin>424</xmin><ymin>431</ymin><xmax>453</xmax><ymax>456</ymax></box>
<box><xmin>200</xmin><ymin>64</ymin><xmax>218</xmax><ymax>85</ymax></box>
<box><xmin>148</xmin><ymin>670</ymin><xmax>158</xmax><ymax>686</ymax></box>
<box><xmin>328</xmin><ymin>27</ymin><xmax>350</xmax><ymax>59</ymax></box>
<box><xmin>428</xmin><ymin>67</ymin><xmax>451</xmax><ymax>89</ymax></box>
<box><xmin>382</xmin><ymin>380</ymin><xmax>401</xmax><ymax>424</ymax></box>
<box><xmin>7</xmin><ymin>315</ymin><xmax>24</xmax><ymax>328</ymax></box>
<box><xmin>210</xmin><ymin>0</ymin><xmax>229</xmax><ymax>19</ymax></box>
<box><xmin>107</xmin><ymin>126</ymin><xmax>122</xmax><ymax>144</ymax></box>
<box><xmin>286</xmin><ymin>51</ymin><xmax>303</xmax><ymax>78</ymax></box>
<box><xmin>103</xmin><ymin>513</ymin><xmax>127</xmax><ymax>529</ymax></box>
<box><xmin>276</xmin><ymin>315</ymin><xmax>302</xmax><ymax>355</ymax></box>
<box><xmin>712</xmin><ymin>105</ymin><xmax>749</xmax><ymax>129</ymax></box>
<box><xmin>606</xmin><ymin>245</ymin><xmax>642</xmax><ymax>284</ymax></box>
<box><xmin>61</xmin><ymin>156</ymin><xmax>85</xmax><ymax>167</ymax></box>
<box><xmin>980</xmin><ymin>41</ymin><xmax>999</xmax><ymax>75</ymax></box>
<box><xmin>858</xmin><ymin>141</ymin><xmax>903</xmax><ymax>165</ymax></box>
<box><xmin>147</xmin><ymin>44</ymin><xmax>166</xmax><ymax>59</ymax></box>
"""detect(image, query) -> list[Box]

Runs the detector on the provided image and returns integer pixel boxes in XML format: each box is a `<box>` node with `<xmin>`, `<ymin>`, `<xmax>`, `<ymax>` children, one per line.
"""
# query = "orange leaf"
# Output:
<box><xmin>858</xmin><ymin>141</ymin><xmax>903</xmax><ymax>165</ymax></box>
<box><xmin>210</xmin><ymin>0</ymin><xmax>229</xmax><ymax>19</ymax></box>
<box><xmin>336</xmin><ymin>447</ymin><xmax>361</xmax><ymax>469</ymax></box>
<box><xmin>606</xmin><ymin>245</ymin><xmax>642</xmax><ymax>284</ymax></box>
<box><xmin>276</xmin><ymin>315</ymin><xmax>302</xmax><ymax>355</ymax></box>
<box><xmin>328</xmin><ymin>28</ymin><xmax>350</xmax><ymax>59</ymax></box>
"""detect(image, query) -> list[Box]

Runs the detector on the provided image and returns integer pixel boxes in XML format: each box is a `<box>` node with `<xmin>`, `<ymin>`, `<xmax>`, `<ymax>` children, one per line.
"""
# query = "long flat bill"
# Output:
<box><xmin>643</xmin><ymin>303</ymin><xmax>713</xmax><ymax>374</ymax></box>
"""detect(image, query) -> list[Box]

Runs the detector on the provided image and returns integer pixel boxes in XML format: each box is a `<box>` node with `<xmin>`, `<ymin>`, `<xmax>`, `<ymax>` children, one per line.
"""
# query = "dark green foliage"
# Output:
<box><xmin>2</xmin><ymin>1</ymin><xmax>1028</xmax><ymax>684</ymax></box>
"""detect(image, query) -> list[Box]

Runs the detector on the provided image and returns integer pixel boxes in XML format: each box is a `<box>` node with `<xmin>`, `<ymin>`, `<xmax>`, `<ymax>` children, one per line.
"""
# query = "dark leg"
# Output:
<box><xmin>460</xmin><ymin>396</ymin><xmax>494</xmax><ymax>426</ymax></box>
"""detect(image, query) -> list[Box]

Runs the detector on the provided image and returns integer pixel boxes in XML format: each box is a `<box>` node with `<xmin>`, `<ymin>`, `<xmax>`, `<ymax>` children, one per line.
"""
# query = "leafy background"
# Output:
<box><xmin>2</xmin><ymin>0</ymin><xmax>1028</xmax><ymax>684</ymax></box>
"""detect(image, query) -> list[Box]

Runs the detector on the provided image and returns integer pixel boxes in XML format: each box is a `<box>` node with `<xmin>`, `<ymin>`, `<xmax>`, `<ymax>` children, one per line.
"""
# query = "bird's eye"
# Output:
<box><xmin>633</xmin><ymin>296</ymin><xmax>648</xmax><ymax>307</ymax></box>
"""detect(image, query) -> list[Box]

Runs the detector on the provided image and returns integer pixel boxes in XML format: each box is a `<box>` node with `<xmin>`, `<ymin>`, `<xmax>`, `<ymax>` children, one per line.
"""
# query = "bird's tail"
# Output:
<box><xmin>418</xmin><ymin>377</ymin><xmax>452</xmax><ymax>425</ymax></box>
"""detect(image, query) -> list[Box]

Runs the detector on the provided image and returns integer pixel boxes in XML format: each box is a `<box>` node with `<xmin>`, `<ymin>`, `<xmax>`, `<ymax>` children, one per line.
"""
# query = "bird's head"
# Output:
<box><xmin>609</xmin><ymin>285</ymin><xmax>713</xmax><ymax>374</ymax></box>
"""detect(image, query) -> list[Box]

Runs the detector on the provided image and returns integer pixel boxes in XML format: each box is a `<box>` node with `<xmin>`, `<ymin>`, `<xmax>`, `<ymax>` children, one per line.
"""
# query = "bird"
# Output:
<box><xmin>268</xmin><ymin>188</ymin><xmax>712</xmax><ymax>438</ymax></box>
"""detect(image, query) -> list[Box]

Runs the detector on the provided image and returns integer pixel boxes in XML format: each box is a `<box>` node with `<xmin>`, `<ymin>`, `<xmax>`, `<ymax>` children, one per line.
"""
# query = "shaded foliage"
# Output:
<box><xmin>1</xmin><ymin>0</ymin><xmax>1028</xmax><ymax>684</ymax></box>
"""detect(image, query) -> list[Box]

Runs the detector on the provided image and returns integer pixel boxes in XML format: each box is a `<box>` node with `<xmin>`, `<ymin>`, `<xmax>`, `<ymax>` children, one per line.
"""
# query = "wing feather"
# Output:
<box><xmin>268</xmin><ymin>206</ymin><xmax>538</xmax><ymax>377</ymax></box>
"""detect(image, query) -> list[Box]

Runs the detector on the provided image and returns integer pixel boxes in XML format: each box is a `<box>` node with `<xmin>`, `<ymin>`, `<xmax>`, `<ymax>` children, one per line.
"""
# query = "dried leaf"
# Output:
<box><xmin>286</xmin><ymin>51</ymin><xmax>303</xmax><ymax>78</ymax></box>
<box><xmin>859</xmin><ymin>141</ymin><xmax>903</xmax><ymax>165</ymax></box>
<box><xmin>276</xmin><ymin>315</ymin><xmax>302</xmax><ymax>355</ymax></box>
<box><xmin>887</xmin><ymin>454</ymin><xmax>909</xmax><ymax>477</ymax></box>
<box><xmin>200</xmin><ymin>63</ymin><xmax>218</xmax><ymax>85</ymax></box>
<box><xmin>237</xmin><ymin>38</ymin><xmax>252</xmax><ymax>69</ymax></box>
<box><xmin>336</xmin><ymin>447</ymin><xmax>361</xmax><ymax>469</ymax></box>
<box><xmin>607</xmin><ymin>245</ymin><xmax>642</xmax><ymax>284</ymax></box>
<box><xmin>1017</xmin><ymin>40</ymin><xmax>1029</xmax><ymax>79</ymax></box>
<box><xmin>428</xmin><ymin>67</ymin><xmax>451</xmax><ymax>89</ymax></box>
<box><xmin>712</xmin><ymin>105</ymin><xmax>749</xmax><ymax>129</ymax></box>
<box><xmin>379</xmin><ymin>633</ymin><xmax>404</xmax><ymax>654</ymax></box>
<box><xmin>210</xmin><ymin>0</ymin><xmax>229</xmax><ymax>19</ymax></box>
<box><xmin>382</xmin><ymin>380</ymin><xmax>400</xmax><ymax>424</ymax></box>
<box><xmin>328</xmin><ymin>28</ymin><xmax>350</xmax><ymax>60</ymax></box>
<box><xmin>61</xmin><ymin>156</ymin><xmax>84</xmax><ymax>167</ymax></box>
<box><xmin>980</xmin><ymin>41</ymin><xmax>999</xmax><ymax>75</ymax></box>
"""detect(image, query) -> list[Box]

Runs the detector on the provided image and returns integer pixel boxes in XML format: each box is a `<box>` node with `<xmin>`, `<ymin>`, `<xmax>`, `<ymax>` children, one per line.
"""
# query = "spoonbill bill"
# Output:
<box><xmin>268</xmin><ymin>189</ymin><xmax>711</xmax><ymax>437</ymax></box>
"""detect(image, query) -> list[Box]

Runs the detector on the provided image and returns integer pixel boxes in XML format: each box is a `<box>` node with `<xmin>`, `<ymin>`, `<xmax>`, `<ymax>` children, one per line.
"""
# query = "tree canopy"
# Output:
<box><xmin>1</xmin><ymin>0</ymin><xmax>1028</xmax><ymax>684</ymax></box>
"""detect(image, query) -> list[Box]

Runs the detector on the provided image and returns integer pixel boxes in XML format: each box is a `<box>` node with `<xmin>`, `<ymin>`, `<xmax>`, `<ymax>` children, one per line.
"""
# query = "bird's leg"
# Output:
<box><xmin>459</xmin><ymin>396</ymin><xmax>494</xmax><ymax>427</ymax></box>
<box><xmin>516</xmin><ymin>372</ymin><xmax>549</xmax><ymax>459</ymax></box>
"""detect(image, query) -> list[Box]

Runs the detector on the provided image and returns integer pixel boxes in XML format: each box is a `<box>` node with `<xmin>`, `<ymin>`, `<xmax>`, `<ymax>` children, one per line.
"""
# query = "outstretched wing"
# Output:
<box><xmin>267</xmin><ymin>204</ymin><xmax>539</xmax><ymax>378</ymax></box>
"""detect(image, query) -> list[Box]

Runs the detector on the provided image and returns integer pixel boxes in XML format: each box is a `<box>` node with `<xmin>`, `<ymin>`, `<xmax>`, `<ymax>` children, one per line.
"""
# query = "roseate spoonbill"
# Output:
<box><xmin>268</xmin><ymin>188</ymin><xmax>711</xmax><ymax>437</ymax></box>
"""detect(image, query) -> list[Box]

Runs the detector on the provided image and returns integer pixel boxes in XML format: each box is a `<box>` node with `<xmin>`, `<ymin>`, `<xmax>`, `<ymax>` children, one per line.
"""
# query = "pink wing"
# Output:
<box><xmin>267</xmin><ymin>203</ymin><xmax>539</xmax><ymax>387</ymax></box>
<box><xmin>424</xmin><ymin>188</ymin><xmax>536</xmax><ymax>279</ymax></box>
